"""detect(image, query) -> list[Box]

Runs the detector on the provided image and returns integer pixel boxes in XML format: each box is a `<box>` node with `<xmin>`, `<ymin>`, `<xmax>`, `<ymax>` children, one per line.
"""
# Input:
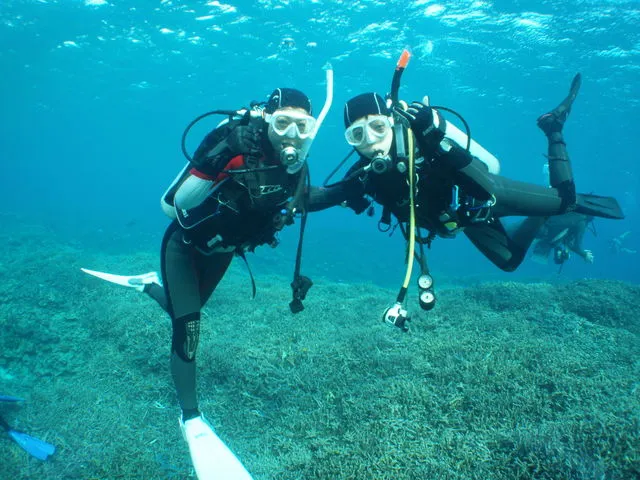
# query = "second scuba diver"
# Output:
<box><xmin>311</xmin><ymin>53</ymin><xmax>624</xmax><ymax>330</ymax></box>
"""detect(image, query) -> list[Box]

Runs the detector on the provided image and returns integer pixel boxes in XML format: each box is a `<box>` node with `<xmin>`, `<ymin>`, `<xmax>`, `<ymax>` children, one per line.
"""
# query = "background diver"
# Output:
<box><xmin>529</xmin><ymin>212</ymin><xmax>596</xmax><ymax>267</ymax></box>
<box><xmin>609</xmin><ymin>230</ymin><xmax>636</xmax><ymax>255</ymax></box>
<box><xmin>311</xmin><ymin>54</ymin><xmax>624</xmax><ymax>329</ymax></box>
<box><xmin>82</xmin><ymin>72</ymin><xmax>334</xmax><ymax>480</ymax></box>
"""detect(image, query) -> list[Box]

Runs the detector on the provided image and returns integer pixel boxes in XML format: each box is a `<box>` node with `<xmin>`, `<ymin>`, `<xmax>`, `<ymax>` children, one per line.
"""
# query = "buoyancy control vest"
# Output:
<box><xmin>161</xmin><ymin>116</ymin><xmax>305</xmax><ymax>254</ymax></box>
<box><xmin>359</xmin><ymin>129</ymin><xmax>494</xmax><ymax>239</ymax></box>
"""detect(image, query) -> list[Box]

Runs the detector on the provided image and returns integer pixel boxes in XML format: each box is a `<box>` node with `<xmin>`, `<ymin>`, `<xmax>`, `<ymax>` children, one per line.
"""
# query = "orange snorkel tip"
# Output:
<box><xmin>390</xmin><ymin>49</ymin><xmax>411</xmax><ymax>104</ymax></box>
<box><xmin>396</xmin><ymin>49</ymin><xmax>411</xmax><ymax>70</ymax></box>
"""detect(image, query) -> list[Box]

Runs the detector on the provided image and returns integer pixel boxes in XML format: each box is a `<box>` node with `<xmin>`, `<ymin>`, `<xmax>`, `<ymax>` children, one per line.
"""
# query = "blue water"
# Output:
<box><xmin>1</xmin><ymin>0</ymin><xmax>639</xmax><ymax>287</ymax></box>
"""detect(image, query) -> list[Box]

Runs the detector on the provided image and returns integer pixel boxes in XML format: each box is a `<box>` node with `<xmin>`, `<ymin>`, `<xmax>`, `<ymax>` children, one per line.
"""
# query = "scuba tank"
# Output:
<box><xmin>434</xmin><ymin>114</ymin><xmax>500</xmax><ymax>174</ymax></box>
<box><xmin>161</xmin><ymin>162</ymin><xmax>191</xmax><ymax>219</ymax></box>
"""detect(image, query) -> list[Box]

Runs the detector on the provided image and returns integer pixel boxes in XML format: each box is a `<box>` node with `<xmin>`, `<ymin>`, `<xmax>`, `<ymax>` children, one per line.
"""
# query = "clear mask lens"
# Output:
<box><xmin>345</xmin><ymin>115</ymin><xmax>391</xmax><ymax>146</ymax></box>
<box><xmin>269</xmin><ymin>111</ymin><xmax>316</xmax><ymax>139</ymax></box>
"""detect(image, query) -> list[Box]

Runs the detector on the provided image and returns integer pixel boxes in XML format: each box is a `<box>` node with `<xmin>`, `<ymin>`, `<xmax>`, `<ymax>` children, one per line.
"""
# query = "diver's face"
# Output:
<box><xmin>344</xmin><ymin>114</ymin><xmax>394</xmax><ymax>159</ymax></box>
<box><xmin>266</xmin><ymin>107</ymin><xmax>316</xmax><ymax>150</ymax></box>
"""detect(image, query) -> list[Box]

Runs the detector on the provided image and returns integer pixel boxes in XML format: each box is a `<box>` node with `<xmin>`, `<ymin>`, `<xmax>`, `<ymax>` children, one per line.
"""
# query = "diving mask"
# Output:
<box><xmin>344</xmin><ymin>115</ymin><xmax>392</xmax><ymax>147</ymax></box>
<box><xmin>266</xmin><ymin>108</ymin><xmax>317</xmax><ymax>174</ymax></box>
<box><xmin>266</xmin><ymin>110</ymin><xmax>317</xmax><ymax>140</ymax></box>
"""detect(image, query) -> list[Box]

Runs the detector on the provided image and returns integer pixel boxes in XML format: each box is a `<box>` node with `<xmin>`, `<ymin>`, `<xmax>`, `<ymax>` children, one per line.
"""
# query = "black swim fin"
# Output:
<box><xmin>575</xmin><ymin>193</ymin><xmax>624</xmax><ymax>219</ymax></box>
<box><xmin>537</xmin><ymin>73</ymin><xmax>582</xmax><ymax>134</ymax></box>
<box><xmin>465</xmin><ymin>221</ymin><xmax>525</xmax><ymax>272</ymax></box>
<box><xmin>0</xmin><ymin>414</ymin><xmax>56</xmax><ymax>461</ymax></box>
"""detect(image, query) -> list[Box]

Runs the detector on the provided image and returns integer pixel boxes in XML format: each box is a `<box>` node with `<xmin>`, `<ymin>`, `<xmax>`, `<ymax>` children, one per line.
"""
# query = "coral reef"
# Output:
<box><xmin>1</xmin><ymin>220</ymin><xmax>638</xmax><ymax>479</ymax></box>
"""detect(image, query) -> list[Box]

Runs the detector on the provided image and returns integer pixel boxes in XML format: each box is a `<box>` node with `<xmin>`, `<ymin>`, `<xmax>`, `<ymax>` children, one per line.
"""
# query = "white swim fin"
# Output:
<box><xmin>180</xmin><ymin>415</ymin><xmax>253</xmax><ymax>480</ymax></box>
<box><xmin>81</xmin><ymin>268</ymin><xmax>161</xmax><ymax>292</ymax></box>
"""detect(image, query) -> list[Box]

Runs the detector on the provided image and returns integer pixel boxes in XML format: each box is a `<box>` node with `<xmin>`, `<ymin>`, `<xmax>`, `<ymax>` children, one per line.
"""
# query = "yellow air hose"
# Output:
<box><xmin>398</xmin><ymin>129</ymin><xmax>416</xmax><ymax>301</ymax></box>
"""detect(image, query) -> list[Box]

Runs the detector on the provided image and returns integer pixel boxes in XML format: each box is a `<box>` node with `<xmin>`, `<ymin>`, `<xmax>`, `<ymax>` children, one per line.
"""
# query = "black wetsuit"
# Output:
<box><xmin>151</xmin><ymin>116</ymin><xmax>306</xmax><ymax>416</ymax></box>
<box><xmin>310</xmin><ymin>113</ymin><xmax>621</xmax><ymax>272</ymax></box>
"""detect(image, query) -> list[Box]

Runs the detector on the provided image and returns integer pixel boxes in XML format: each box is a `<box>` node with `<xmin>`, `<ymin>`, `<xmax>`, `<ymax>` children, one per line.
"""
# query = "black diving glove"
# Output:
<box><xmin>394</xmin><ymin>102</ymin><xmax>445</xmax><ymax>154</ymax></box>
<box><xmin>346</xmin><ymin>196</ymin><xmax>372</xmax><ymax>215</ymax></box>
<box><xmin>193</xmin><ymin>121</ymin><xmax>262</xmax><ymax>176</ymax></box>
<box><xmin>226</xmin><ymin>123</ymin><xmax>262</xmax><ymax>156</ymax></box>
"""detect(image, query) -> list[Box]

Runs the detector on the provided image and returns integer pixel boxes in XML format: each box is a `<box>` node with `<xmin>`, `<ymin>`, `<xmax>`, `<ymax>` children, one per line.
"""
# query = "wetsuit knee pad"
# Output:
<box><xmin>171</xmin><ymin>312</ymin><xmax>201</xmax><ymax>363</ymax></box>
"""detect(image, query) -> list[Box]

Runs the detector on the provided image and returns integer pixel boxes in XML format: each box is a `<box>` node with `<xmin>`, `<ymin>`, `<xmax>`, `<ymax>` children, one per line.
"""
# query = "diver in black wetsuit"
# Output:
<box><xmin>310</xmin><ymin>73</ymin><xmax>624</xmax><ymax>327</ymax></box>
<box><xmin>530</xmin><ymin>212</ymin><xmax>595</xmax><ymax>266</ymax></box>
<box><xmin>84</xmin><ymin>84</ymin><xmax>333</xmax><ymax>479</ymax></box>
<box><xmin>313</xmin><ymin>74</ymin><xmax>622</xmax><ymax>269</ymax></box>
<box><xmin>157</xmin><ymin>87</ymin><xmax>322</xmax><ymax>478</ymax></box>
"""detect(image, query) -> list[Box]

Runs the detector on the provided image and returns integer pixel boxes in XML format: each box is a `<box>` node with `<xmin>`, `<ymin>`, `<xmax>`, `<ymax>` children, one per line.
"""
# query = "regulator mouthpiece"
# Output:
<box><xmin>280</xmin><ymin>145</ymin><xmax>299</xmax><ymax>166</ymax></box>
<box><xmin>280</xmin><ymin>145</ymin><xmax>305</xmax><ymax>174</ymax></box>
<box><xmin>370</xmin><ymin>153</ymin><xmax>393</xmax><ymax>174</ymax></box>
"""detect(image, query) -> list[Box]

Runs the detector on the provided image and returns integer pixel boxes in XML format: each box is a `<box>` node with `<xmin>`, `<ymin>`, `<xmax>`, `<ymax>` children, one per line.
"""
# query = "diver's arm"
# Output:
<box><xmin>173</xmin><ymin>125</ymin><xmax>236</xmax><ymax>210</ymax></box>
<box><xmin>567</xmin><ymin>221</ymin><xmax>589</xmax><ymax>258</ymax></box>
<box><xmin>190</xmin><ymin>119</ymin><xmax>258</xmax><ymax>178</ymax></box>
<box><xmin>174</xmin><ymin>174</ymin><xmax>216</xmax><ymax>210</ymax></box>
<box><xmin>308</xmin><ymin>184</ymin><xmax>349</xmax><ymax>212</ymax></box>
<box><xmin>308</xmin><ymin>158</ymin><xmax>371</xmax><ymax>213</ymax></box>
<box><xmin>174</xmin><ymin>120</ymin><xmax>251</xmax><ymax>209</ymax></box>
<box><xmin>573</xmin><ymin>245</ymin><xmax>594</xmax><ymax>263</ymax></box>
<box><xmin>308</xmin><ymin>181</ymin><xmax>370</xmax><ymax>213</ymax></box>
<box><xmin>189</xmin><ymin>124</ymin><xmax>235</xmax><ymax>176</ymax></box>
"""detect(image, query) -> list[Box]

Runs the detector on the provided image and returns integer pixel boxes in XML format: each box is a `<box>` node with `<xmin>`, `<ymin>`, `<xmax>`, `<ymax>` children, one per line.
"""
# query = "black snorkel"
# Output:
<box><xmin>389</xmin><ymin>49</ymin><xmax>410</xmax><ymax>106</ymax></box>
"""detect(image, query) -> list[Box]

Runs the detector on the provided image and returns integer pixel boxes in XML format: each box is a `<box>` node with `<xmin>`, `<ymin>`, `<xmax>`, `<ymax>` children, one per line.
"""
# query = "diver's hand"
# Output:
<box><xmin>394</xmin><ymin>102</ymin><xmax>434</xmax><ymax>131</ymax></box>
<box><xmin>583</xmin><ymin>250</ymin><xmax>594</xmax><ymax>264</ymax></box>
<box><xmin>227</xmin><ymin>124</ymin><xmax>261</xmax><ymax>155</ymax></box>
<box><xmin>394</xmin><ymin>102</ymin><xmax>444</xmax><ymax>152</ymax></box>
<box><xmin>201</xmin><ymin>124</ymin><xmax>259</xmax><ymax>168</ymax></box>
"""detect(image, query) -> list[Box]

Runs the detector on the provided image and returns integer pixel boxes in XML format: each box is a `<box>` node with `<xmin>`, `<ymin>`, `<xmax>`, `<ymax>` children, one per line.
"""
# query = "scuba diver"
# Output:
<box><xmin>530</xmin><ymin>212</ymin><xmax>595</xmax><ymax>267</ymax></box>
<box><xmin>609</xmin><ymin>231</ymin><xmax>637</xmax><ymax>255</ymax></box>
<box><xmin>311</xmin><ymin>51</ymin><xmax>624</xmax><ymax>330</ymax></box>
<box><xmin>82</xmin><ymin>67</ymin><xmax>334</xmax><ymax>480</ymax></box>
